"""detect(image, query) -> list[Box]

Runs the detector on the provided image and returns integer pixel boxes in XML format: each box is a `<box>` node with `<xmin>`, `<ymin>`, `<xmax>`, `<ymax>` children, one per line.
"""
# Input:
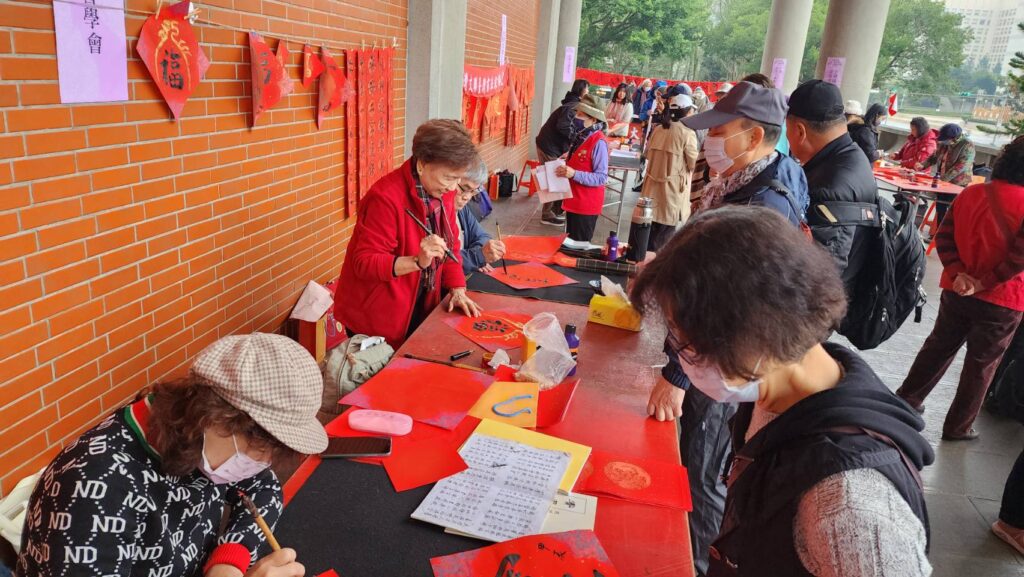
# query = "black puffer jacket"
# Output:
<box><xmin>803</xmin><ymin>133</ymin><xmax>879</xmax><ymax>296</ymax></box>
<box><xmin>535</xmin><ymin>92</ymin><xmax>580</xmax><ymax>159</ymax></box>
<box><xmin>847</xmin><ymin>119</ymin><xmax>879</xmax><ymax>162</ymax></box>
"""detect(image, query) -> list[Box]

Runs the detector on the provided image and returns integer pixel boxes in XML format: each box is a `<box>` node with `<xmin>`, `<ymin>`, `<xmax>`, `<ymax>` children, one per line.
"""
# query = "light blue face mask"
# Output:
<box><xmin>677</xmin><ymin>355</ymin><xmax>762</xmax><ymax>403</ymax></box>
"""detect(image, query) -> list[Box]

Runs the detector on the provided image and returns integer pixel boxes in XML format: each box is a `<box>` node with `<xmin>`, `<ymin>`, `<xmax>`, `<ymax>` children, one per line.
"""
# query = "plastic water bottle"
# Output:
<box><xmin>564</xmin><ymin>324</ymin><xmax>580</xmax><ymax>377</ymax></box>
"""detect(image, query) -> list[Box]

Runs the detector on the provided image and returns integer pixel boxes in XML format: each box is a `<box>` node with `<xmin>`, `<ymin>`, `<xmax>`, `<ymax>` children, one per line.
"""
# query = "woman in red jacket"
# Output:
<box><xmin>335</xmin><ymin>120</ymin><xmax>483</xmax><ymax>347</ymax></box>
<box><xmin>558</xmin><ymin>94</ymin><xmax>609</xmax><ymax>243</ymax></box>
<box><xmin>898</xmin><ymin>135</ymin><xmax>1024</xmax><ymax>441</ymax></box>
<box><xmin>890</xmin><ymin>117</ymin><xmax>937</xmax><ymax>169</ymax></box>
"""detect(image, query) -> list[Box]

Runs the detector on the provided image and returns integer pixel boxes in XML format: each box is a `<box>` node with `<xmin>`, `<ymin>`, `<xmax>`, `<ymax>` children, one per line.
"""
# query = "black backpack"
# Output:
<box><xmin>817</xmin><ymin>196</ymin><xmax>928</xmax><ymax>350</ymax></box>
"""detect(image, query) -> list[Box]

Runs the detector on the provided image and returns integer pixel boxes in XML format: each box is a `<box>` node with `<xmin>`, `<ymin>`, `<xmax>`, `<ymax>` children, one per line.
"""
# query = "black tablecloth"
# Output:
<box><xmin>274</xmin><ymin>458</ymin><xmax>483</xmax><ymax>577</ymax></box>
<box><xmin>465</xmin><ymin>260</ymin><xmax>626</xmax><ymax>305</ymax></box>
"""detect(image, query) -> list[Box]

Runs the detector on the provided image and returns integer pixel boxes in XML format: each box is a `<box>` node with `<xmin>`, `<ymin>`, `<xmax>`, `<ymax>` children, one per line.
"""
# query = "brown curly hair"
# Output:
<box><xmin>145</xmin><ymin>378</ymin><xmax>299</xmax><ymax>476</ymax></box>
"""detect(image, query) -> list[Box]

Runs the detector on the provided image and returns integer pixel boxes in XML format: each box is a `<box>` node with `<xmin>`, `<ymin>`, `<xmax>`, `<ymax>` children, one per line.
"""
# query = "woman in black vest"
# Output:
<box><xmin>631</xmin><ymin>206</ymin><xmax>934</xmax><ymax>577</ymax></box>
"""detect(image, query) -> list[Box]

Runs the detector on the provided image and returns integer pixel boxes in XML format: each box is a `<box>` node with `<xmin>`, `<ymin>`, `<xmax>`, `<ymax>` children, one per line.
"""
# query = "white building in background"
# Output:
<box><xmin>944</xmin><ymin>0</ymin><xmax>1024</xmax><ymax>74</ymax></box>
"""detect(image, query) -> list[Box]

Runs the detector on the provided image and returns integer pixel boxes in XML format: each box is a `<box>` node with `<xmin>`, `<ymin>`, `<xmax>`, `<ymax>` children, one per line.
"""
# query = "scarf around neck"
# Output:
<box><xmin>697</xmin><ymin>151</ymin><xmax>778</xmax><ymax>213</ymax></box>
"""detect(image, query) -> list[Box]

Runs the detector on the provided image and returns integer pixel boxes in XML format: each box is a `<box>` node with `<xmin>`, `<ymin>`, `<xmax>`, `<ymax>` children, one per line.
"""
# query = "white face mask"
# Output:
<box><xmin>677</xmin><ymin>355</ymin><xmax>762</xmax><ymax>404</ymax></box>
<box><xmin>201</xmin><ymin>434</ymin><xmax>271</xmax><ymax>485</ymax></box>
<box><xmin>703</xmin><ymin>128</ymin><xmax>754</xmax><ymax>174</ymax></box>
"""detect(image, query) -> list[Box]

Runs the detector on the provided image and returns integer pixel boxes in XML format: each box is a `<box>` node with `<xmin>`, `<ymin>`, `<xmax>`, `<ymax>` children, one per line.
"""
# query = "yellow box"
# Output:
<box><xmin>587</xmin><ymin>294</ymin><xmax>642</xmax><ymax>332</ymax></box>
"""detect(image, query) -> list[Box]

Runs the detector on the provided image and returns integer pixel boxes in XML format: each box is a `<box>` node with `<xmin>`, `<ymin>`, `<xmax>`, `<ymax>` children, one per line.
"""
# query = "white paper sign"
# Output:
<box><xmin>499</xmin><ymin>14</ymin><xmax>507</xmax><ymax>65</ymax></box>
<box><xmin>823</xmin><ymin>56</ymin><xmax>846</xmax><ymax>87</ymax></box>
<box><xmin>563</xmin><ymin>46</ymin><xmax>576</xmax><ymax>83</ymax></box>
<box><xmin>770</xmin><ymin>58</ymin><xmax>787</xmax><ymax>89</ymax></box>
<box><xmin>544</xmin><ymin>159</ymin><xmax>572</xmax><ymax>194</ymax></box>
<box><xmin>54</xmin><ymin>0</ymin><xmax>129</xmax><ymax>103</ymax></box>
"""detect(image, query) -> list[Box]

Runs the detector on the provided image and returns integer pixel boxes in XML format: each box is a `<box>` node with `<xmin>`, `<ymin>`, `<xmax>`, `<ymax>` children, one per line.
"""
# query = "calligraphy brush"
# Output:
<box><xmin>403</xmin><ymin>353</ymin><xmax>488</xmax><ymax>373</ymax></box>
<box><xmin>238</xmin><ymin>490</ymin><xmax>281</xmax><ymax>551</ymax></box>
<box><xmin>403</xmin><ymin>208</ymin><xmax>458</xmax><ymax>263</ymax></box>
<box><xmin>495</xmin><ymin>221</ymin><xmax>509</xmax><ymax>275</ymax></box>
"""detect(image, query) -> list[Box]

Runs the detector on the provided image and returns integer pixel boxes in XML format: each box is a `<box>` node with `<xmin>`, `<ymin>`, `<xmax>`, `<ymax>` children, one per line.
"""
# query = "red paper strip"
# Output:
<box><xmin>443</xmin><ymin>310</ymin><xmax>532</xmax><ymax>352</ymax></box>
<box><xmin>316</xmin><ymin>571</ymin><xmax>339</xmax><ymax>577</ymax></box>
<box><xmin>135</xmin><ymin>1</ymin><xmax>209</xmax><ymax>120</ymax></box>
<box><xmin>463</xmin><ymin>64</ymin><xmax>507</xmax><ymax>98</ymax></box>
<box><xmin>338</xmin><ymin>358</ymin><xmax>490</xmax><ymax>429</ymax></box>
<box><xmin>382</xmin><ymin>430</ymin><xmax>469</xmax><ymax>492</ymax></box>
<box><xmin>249</xmin><ymin>32</ymin><xmax>292</xmax><ymax>125</ymax></box>
<box><xmin>317</xmin><ymin>46</ymin><xmax>347</xmax><ymax>130</ymax></box>
<box><xmin>574</xmin><ymin>449</ymin><xmax>692</xmax><ymax>511</ymax></box>
<box><xmin>302</xmin><ymin>43</ymin><xmax>324</xmax><ymax>87</ymax></box>
<box><xmin>344</xmin><ymin>49</ymin><xmax>359</xmax><ymax>216</ymax></box>
<box><xmin>491</xmin><ymin>365</ymin><xmax>579</xmax><ymax>428</ymax></box>
<box><xmin>431</xmin><ymin>530</ymin><xmax>621</xmax><ymax>577</ymax></box>
<box><xmin>486</xmin><ymin>262</ymin><xmax>577</xmax><ymax>290</ymax></box>
<box><xmin>502</xmin><ymin>235</ymin><xmax>567</xmax><ymax>263</ymax></box>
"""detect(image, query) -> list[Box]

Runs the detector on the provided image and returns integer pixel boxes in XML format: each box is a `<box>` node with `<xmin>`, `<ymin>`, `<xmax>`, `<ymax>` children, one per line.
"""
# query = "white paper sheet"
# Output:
<box><xmin>533</xmin><ymin>166</ymin><xmax>572</xmax><ymax>205</ymax></box>
<box><xmin>289</xmin><ymin>280</ymin><xmax>334</xmax><ymax>322</ymax></box>
<box><xmin>446</xmin><ymin>492</ymin><xmax>598</xmax><ymax>539</ymax></box>
<box><xmin>544</xmin><ymin>159</ymin><xmax>572</xmax><ymax>194</ymax></box>
<box><xmin>412</xmin><ymin>434</ymin><xmax>570</xmax><ymax>542</ymax></box>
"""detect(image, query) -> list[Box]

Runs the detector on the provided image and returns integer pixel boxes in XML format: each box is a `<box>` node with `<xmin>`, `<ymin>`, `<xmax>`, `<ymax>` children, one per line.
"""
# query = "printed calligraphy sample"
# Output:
<box><xmin>444</xmin><ymin>310</ymin><xmax>532</xmax><ymax>352</ymax></box>
<box><xmin>411</xmin><ymin>434</ymin><xmax>570</xmax><ymax>542</ymax></box>
<box><xmin>430</xmin><ymin>530</ymin><xmax>620</xmax><ymax>577</ymax></box>
<box><xmin>486</xmin><ymin>262</ymin><xmax>577</xmax><ymax>291</ymax></box>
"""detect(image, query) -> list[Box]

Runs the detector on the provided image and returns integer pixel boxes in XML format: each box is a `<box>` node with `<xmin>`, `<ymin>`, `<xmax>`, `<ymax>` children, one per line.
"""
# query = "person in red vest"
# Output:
<box><xmin>898</xmin><ymin>135</ymin><xmax>1024</xmax><ymax>441</ymax></box>
<box><xmin>557</xmin><ymin>94</ymin><xmax>609</xmax><ymax>243</ymax></box>
<box><xmin>335</xmin><ymin>119</ymin><xmax>483</xmax><ymax>348</ymax></box>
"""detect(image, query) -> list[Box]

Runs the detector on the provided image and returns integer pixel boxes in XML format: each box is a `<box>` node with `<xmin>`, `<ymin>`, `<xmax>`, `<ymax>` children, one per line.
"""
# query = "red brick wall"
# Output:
<box><xmin>465</xmin><ymin>0</ymin><xmax>538</xmax><ymax>175</ymax></box>
<box><xmin>0</xmin><ymin>0</ymin><xmax>408</xmax><ymax>494</ymax></box>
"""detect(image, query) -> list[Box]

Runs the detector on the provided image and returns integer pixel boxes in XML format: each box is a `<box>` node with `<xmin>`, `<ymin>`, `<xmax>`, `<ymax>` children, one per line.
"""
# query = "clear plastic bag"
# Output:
<box><xmin>515</xmin><ymin>313</ymin><xmax>576</xmax><ymax>390</ymax></box>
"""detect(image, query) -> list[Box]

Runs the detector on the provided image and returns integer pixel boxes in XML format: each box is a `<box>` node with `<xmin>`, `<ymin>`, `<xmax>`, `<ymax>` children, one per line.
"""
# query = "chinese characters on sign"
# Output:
<box><xmin>54</xmin><ymin>0</ymin><xmax>128</xmax><ymax>103</ymax></box>
<box><xmin>248</xmin><ymin>32</ymin><xmax>294</xmax><ymax>126</ymax></box>
<box><xmin>823</xmin><ymin>56</ymin><xmax>846</xmax><ymax>87</ymax></box>
<box><xmin>136</xmin><ymin>1</ymin><xmax>209</xmax><ymax>120</ymax></box>
<box><xmin>302</xmin><ymin>44</ymin><xmax>325</xmax><ymax>88</ymax></box>
<box><xmin>770</xmin><ymin>58</ymin><xmax>786</xmax><ymax>89</ymax></box>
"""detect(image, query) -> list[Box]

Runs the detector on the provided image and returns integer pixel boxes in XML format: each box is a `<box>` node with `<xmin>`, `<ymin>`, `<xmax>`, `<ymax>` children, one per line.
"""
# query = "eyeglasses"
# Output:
<box><xmin>666</xmin><ymin>330</ymin><xmax>701</xmax><ymax>365</ymax></box>
<box><xmin>457</xmin><ymin>183</ymin><xmax>483</xmax><ymax>196</ymax></box>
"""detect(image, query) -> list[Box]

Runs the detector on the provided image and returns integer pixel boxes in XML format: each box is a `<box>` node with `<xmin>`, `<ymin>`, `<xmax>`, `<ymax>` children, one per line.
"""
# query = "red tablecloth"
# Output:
<box><xmin>873</xmin><ymin>167</ymin><xmax>964</xmax><ymax>196</ymax></box>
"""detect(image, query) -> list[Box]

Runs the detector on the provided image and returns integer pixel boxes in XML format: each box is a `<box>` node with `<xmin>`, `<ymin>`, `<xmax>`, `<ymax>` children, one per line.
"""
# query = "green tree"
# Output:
<box><xmin>873</xmin><ymin>0</ymin><xmax>969</xmax><ymax>93</ymax></box>
<box><xmin>577</xmin><ymin>0</ymin><xmax>708</xmax><ymax>79</ymax></box>
<box><xmin>699</xmin><ymin>0</ymin><xmax>772</xmax><ymax>81</ymax></box>
<box><xmin>980</xmin><ymin>23</ymin><xmax>1024</xmax><ymax>136</ymax></box>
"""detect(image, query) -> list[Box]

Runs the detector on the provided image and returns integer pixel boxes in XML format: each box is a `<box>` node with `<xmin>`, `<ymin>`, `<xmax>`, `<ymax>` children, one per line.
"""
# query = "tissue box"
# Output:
<box><xmin>587</xmin><ymin>294</ymin><xmax>642</xmax><ymax>332</ymax></box>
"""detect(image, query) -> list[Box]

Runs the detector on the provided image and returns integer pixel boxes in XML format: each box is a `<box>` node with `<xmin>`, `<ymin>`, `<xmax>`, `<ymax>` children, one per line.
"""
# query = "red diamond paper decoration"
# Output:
<box><xmin>249</xmin><ymin>32</ymin><xmax>293</xmax><ymax>125</ymax></box>
<box><xmin>317</xmin><ymin>46</ymin><xmax>349</xmax><ymax>129</ymax></box>
<box><xmin>302</xmin><ymin>43</ymin><xmax>324</xmax><ymax>88</ymax></box>
<box><xmin>135</xmin><ymin>1</ymin><xmax>209</xmax><ymax>120</ymax></box>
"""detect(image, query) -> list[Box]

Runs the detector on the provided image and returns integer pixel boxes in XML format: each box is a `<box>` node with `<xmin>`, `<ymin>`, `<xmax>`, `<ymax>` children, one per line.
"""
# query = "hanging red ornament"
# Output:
<box><xmin>302</xmin><ymin>43</ymin><xmax>325</xmax><ymax>88</ymax></box>
<box><xmin>249</xmin><ymin>32</ymin><xmax>292</xmax><ymax>125</ymax></box>
<box><xmin>135</xmin><ymin>0</ymin><xmax>209</xmax><ymax>120</ymax></box>
<box><xmin>317</xmin><ymin>46</ymin><xmax>349</xmax><ymax>129</ymax></box>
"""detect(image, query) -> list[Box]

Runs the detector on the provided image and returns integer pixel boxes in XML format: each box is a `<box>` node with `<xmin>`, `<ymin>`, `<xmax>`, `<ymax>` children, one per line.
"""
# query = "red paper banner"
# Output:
<box><xmin>344</xmin><ymin>49</ymin><xmax>359</xmax><ymax>218</ymax></box>
<box><xmin>249</xmin><ymin>32</ymin><xmax>292</xmax><ymax>125</ymax></box>
<box><xmin>574</xmin><ymin>66</ymin><xmax>724</xmax><ymax>97</ymax></box>
<box><xmin>443</xmin><ymin>310</ymin><xmax>533</xmax><ymax>352</ymax></box>
<box><xmin>574</xmin><ymin>448</ymin><xmax>692</xmax><ymax>511</ymax></box>
<box><xmin>486</xmin><ymin>262</ymin><xmax>578</xmax><ymax>291</ymax></box>
<box><xmin>431</xmin><ymin>530</ymin><xmax>621</xmax><ymax>577</ymax></box>
<box><xmin>463</xmin><ymin>64</ymin><xmax>507</xmax><ymax>98</ymax></box>
<box><xmin>317</xmin><ymin>46</ymin><xmax>347</xmax><ymax>130</ymax></box>
<box><xmin>302</xmin><ymin>43</ymin><xmax>324</xmax><ymax>88</ymax></box>
<box><xmin>135</xmin><ymin>0</ymin><xmax>209</xmax><ymax>120</ymax></box>
<box><xmin>501</xmin><ymin>234</ymin><xmax>566</xmax><ymax>263</ymax></box>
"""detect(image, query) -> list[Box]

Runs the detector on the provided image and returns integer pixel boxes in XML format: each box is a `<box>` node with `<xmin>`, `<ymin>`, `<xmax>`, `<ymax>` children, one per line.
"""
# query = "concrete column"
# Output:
<box><xmin>816</xmin><ymin>0</ymin><xmax>890</xmax><ymax>106</ymax></box>
<box><xmin>550</xmin><ymin>0</ymin><xmax>581</xmax><ymax>109</ymax></box>
<box><xmin>404</xmin><ymin>0</ymin><xmax>468</xmax><ymax>155</ymax></box>
<box><xmin>760</xmin><ymin>0</ymin><xmax>814</xmax><ymax>94</ymax></box>
<box><xmin>530</xmin><ymin>0</ymin><xmax>561</xmax><ymax>151</ymax></box>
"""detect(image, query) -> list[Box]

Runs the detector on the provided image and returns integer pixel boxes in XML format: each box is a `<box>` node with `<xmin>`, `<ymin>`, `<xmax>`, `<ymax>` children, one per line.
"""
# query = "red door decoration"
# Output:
<box><xmin>302</xmin><ymin>43</ymin><xmax>324</xmax><ymax>88</ymax></box>
<box><xmin>343</xmin><ymin>47</ymin><xmax>394</xmax><ymax>216</ymax></box>
<box><xmin>135</xmin><ymin>0</ymin><xmax>209</xmax><ymax>120</ymax></box>
<box><xmin>344</xmin><ymin>49</ymin><xmax>359</xmax><ymax>218</ymax></box>
<box><xmin>248</xmin><ymin>32</ymin><xmax>293</xmax><ymax>126</ymax></box>
<box><xmin>505</xmin><ymin>65</ymin><xmax>535</xmax><ymax>146</ymax></box>
<box><xmin>316</xmin><ymin>46</ymin><xmax>348</xmax><ymax>130</ymax></box>
<box><xmin>430</xmin><ymin>530</ymin><xmax>621</xmax><ymax>577</ymax></box>
<box><xmin>443</xmin><ymin>310</ymin><xmax>534</xmax><ymax>352</ymax></box>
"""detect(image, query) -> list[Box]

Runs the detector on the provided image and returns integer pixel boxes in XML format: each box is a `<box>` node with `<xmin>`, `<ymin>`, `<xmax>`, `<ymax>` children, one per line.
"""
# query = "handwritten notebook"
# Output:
<box><xmin>473</xmin><ymin>418</ymin><xmax>591</xmax><ymax>494</ymax></box>
<box><xmin>411</xmin><ymin>433</ymin><xmax>569</xmax><ymax>542</ymax></box>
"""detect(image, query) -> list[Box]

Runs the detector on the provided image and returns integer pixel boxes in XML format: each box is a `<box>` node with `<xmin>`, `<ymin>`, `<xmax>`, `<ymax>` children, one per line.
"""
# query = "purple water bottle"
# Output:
<box><xmin>564</xmin><ymin>324</ymin><xmax>580</xmax><ymax>377</ymax></box>
<box><xmin>605</xmin><ymin>231</ymin><xmax>619</xmax><ymax>262</ymax></box>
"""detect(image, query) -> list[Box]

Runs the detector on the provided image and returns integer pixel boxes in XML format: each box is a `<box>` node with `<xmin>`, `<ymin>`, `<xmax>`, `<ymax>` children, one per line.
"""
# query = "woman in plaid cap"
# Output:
<box><xmin>18</xmin><ymin>333</ymin><xmax>327</xmax><ymax>577</ymax></box>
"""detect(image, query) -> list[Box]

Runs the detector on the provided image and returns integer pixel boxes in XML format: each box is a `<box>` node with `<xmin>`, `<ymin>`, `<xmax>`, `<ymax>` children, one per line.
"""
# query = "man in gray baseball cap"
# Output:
<box><xmin>650</xmin><ymin>81</ymin><xmax>811</xmax><ymax>577</ymax></box>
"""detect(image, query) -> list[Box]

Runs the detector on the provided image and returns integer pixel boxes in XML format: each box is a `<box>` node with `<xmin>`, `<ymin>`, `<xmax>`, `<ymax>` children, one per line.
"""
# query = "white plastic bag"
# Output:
<box><xmin>515</xmin><ymin>313</ymin><xmax>576</xmax><ymax>389</ymax></box>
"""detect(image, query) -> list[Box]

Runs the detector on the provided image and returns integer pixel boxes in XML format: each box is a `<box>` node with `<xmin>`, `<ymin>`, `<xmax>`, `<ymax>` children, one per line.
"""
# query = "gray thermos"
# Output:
<box><xmin>626</xmin><ymin>197</ymin><xmax>654</xmax><ymax>262</ymax></box>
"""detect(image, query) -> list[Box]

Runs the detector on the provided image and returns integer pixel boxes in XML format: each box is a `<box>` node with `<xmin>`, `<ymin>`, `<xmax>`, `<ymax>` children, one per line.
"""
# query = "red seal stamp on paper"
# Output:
<box><xmin>604</xmin><ymin>461</ymin><xmax>652</xmax><ymax>490</ymax></box>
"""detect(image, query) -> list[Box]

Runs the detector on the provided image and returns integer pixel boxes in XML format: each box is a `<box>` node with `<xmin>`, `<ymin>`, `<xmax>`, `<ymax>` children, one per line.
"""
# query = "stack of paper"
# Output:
<box><xmin>411</xmin><ymin>433</ymin><xmax>570</xmax><ymax>542</ymax></box>
<box><xmin>533</xmin><ymin>159</ymin><xmax>573</xmax><ymax>204</ymax></box>
<box><xmin>473</xmin><ymin>419</ymin><xmax>591</xmax><ymax>494</ymax></box>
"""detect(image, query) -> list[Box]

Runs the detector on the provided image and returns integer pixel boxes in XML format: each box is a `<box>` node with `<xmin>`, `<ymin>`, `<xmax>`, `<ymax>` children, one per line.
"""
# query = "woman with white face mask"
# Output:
<box><xmin>631</xmin><ymin>207</ymin><xmax>934</xmax><ymax>577</ymax></box>
<box><xmin>18</xmin><ymin>333</ymin><xmax>326</xmax><ymax>577</ymax></box>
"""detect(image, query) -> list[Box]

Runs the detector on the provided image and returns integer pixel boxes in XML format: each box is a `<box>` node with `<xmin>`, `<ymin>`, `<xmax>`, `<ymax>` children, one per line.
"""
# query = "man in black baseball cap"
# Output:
<box><xmin>785</xmin><ymin>79</ymin><xmax>878</xmax><ymax>296</ymax></box>
<box><xmin>681</xmin><ymin>81</ymin><xmax>808</xmax><ymax>226</ymax></box>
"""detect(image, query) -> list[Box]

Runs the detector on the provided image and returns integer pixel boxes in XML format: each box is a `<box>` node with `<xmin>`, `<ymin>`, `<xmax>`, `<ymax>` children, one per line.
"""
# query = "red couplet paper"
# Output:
<box><xmin>491</xmin><ymin>365</ymin><xmax>579</xmax><ymax>428</ymax></box>
<box><xmin>443</xmin><ymin>310</ymin><xmax>533</xmax><ymax>352</ymax></box>
<box><xmin>430</xmin><ymin>530</ymin><xmax>621</xmax><ymax>577</ymax></box>
<box><xmin>135</xmin><ymin>0</ymin><xmax>209</xmax><ymax>120</ymax></box>
<box><xmin>316</xmin><ymin>571</ymin><xmax>339</xmax><ymax>577</ymax></box>
<box><xmin>302</xmin><ymin>43</ymin><xmax>324</xmax><ymax>87</ymax></box>
<box><xmin>249</xmin><ymin>32</ymin><xmax>292</xmax><ymax>125</ymax></box>
<box><xmin>486</xmin><ymin>262</ymin><xmax>577</xmax><ymax>291</ymax></box>
<box><xmin>502</xmin><ymin>235</ymin><xmax>567</xmax><ymax>263</ymax></box>
<box><xmin>574</xmin><ymin>449</ymin><xmax>692</xmax><ymax>511</ymax></box>
<box><xmin>382</xmin><ymin>430</ymin><xmax>468</xmax><ymax>492</ymax></box>
<box><xmin>338</xmin><ymin>358</ymin><xmax>490</xmax><ymax>429</ymax></box>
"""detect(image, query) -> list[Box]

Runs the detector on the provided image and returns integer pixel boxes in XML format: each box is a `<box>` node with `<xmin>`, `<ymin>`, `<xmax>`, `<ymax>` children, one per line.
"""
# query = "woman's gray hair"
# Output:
<box><xmin>464</xmin><ymin>158</ymin><xmax>488</xmax><ymax>187</ymax></box>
